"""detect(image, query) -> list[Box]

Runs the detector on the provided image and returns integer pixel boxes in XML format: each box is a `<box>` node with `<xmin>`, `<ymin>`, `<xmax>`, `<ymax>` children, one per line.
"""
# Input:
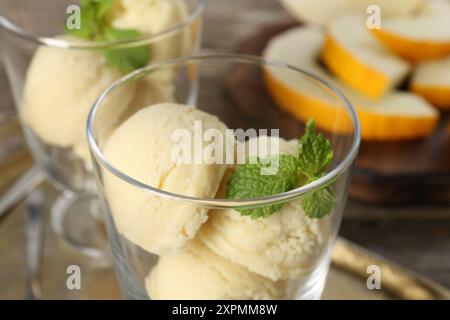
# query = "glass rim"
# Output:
<box><xmin>0</xmin><ymin>0</ymin><xmax>205</xmax><ymax>49</ymax></box>
<box><xmin>87</xmin><ymin>54</ymin><xmax>361</xmax><ymax>209</ymax></box>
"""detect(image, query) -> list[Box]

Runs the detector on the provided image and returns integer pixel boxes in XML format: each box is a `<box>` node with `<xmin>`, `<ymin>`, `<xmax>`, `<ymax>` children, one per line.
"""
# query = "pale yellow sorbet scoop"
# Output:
<box><xmin>199</xmin><ymin>137</ymin><xmax>330</xmax><ymax>281</ymax></box>
<box><xmin>146</xmin><ymin>239</ymin><xmax>286</xmax><ymax>300</ymax></box>
<box><xmin>102</xmin><ymin>103</ymin><xmax>229</xmax><ymax>255</ymax></box>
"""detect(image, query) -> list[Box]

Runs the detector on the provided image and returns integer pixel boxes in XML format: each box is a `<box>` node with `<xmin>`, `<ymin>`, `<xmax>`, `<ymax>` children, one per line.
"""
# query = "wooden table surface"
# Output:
<box><xmin>0</xmin><ymin>0</ymin><xmax>449</xmax><ymax>291</ymax></box>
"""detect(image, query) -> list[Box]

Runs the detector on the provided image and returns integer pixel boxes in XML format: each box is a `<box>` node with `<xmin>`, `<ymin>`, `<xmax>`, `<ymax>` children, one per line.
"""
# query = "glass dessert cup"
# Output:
<box><xmin>0</xmin><ymin>0</ymin><xmax>204</xmax><ymax>260</ymax></box>
<box><xmin>87</xmin><ymin>54</ymin><xmax>361</xmax><ymax>299</ymax></box>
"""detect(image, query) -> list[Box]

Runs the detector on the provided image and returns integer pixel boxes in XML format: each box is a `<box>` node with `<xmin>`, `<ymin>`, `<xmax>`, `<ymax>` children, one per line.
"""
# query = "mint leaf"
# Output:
<box><xmin>225</xmin><ymin>118</ymin><xmax>336</xmax><ymax>220</ymax></box>
<box><xmin>226</xmin><ymin>155</ymin><xmax>300</xmax><ymax>219</ymax></box>
<box><xmin>302</xmin><ymin>184</ymin><xmax>336</xmax><ymax>219</ymax></box>
<box><xmin>64</xmin><ymin>0</ymin><xmax>151</xmax><ymax>72</ymax></box>
<box><xmin>239</xmin><ymin>204</ymin><xmax>284</xmax><ymax>220</ymax></box>
<box><xmin>298</xmin><ymin>119</ymin><xmax>335</xmax><ymax>219</ymax></box>
<box><xmin>298</xmin><ymin>119</ymin><xmax>333</xmax><ymax>179</ymax></box>
<box><xmin>102</xmin><ymin>28</ymin><xmax>151</xmax><ymax>73</ymax></box>
<box><xmin>96</xmin><ymin>0</ymin><xmax>114</xmax><ymax>21</ymax></box>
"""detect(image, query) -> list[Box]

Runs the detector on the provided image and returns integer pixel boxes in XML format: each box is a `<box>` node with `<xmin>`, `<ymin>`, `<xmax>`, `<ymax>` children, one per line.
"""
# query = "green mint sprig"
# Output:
<box><xmin>225</xmin><ymin>119</ymin><xmax>336</xmax><ymax>219</ymax></box>
<box><xmin>297</xmin><ymin>119</ymin><xmax>335</xmax><ymax>219</ymax></box>
<box><xmin>101</xmin><ymin>28</ymin><xmax>151</xmax><ymax>73</ymax></box>
<box><xmin>65</xmin><ymin>0</ymin><xmax>151</xmax><ymax>72</ymax></box>
<box><xmin>298</xmin><ymin>119</ymin><xmax>333</xmax><ymax>179</ymax></box>
<box><xmin>225</xmin><ymin>154</ymin><xmax>300</xmax><ymax>219</ymax></box>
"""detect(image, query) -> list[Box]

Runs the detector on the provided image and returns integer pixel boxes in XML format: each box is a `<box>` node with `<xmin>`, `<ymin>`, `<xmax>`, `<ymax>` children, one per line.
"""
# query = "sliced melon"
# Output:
<box><xmin>280</xmin><ymin>0</ymin><xmax>425</xmax><ymax>25</ymax></box>
<box><xmin>411</xmin><ymin>56</ymin><xmax>450</xmax><ymax>110</ymax></box>
<box><xmin>321</xmin><ymin>14</ymin><xmax>409</xmax><ymax>99</ymax></box>
<box><xmin>372</xmin><ymin>0</ymin><xmax>450</xmax><ymax>62</ymax></box>
<box><xmin>263</xmin><ymin>26</ymin><xmax>439</xmax><ymax>140</ymax></box>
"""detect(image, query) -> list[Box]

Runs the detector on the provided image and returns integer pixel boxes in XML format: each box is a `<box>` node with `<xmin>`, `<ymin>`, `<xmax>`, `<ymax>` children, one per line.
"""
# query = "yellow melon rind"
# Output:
<box><xmin>411</xmin><ymin>85</ymin><xmax>450</xmax><ymax>110</ymax></box>
<box><xmin>372</xmin><ymin>29</ymin><xmax>450</xmax><ymax>62</ymax></box>
<box><xmin>321</xmin><ymin>34</ymin><xmax>390</xmax><ymax>99</ymax></box>
<box><xmin>265</xmin><ymin>70</ymin><xmax>439</xmax><ymax>141</ymax></box>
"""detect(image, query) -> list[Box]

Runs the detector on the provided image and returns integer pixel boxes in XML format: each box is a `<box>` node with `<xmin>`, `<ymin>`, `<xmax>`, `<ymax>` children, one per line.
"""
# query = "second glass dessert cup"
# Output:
<box><xmin>87</xmin><ymin>54</ymin><xmax>361</xmax><ymax>299</ymax></box>
<box><xmin>0</xmin><ymin>0</ymin><xmax>205</xmax><ymax>260</ymax></box>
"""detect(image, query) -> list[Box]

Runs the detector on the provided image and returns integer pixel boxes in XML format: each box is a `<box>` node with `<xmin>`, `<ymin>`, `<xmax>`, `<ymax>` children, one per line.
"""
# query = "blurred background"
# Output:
<box><xmin>0</xmin><ymin>0</ymin><xmax>449</xmax><ymax>299</ymax></box>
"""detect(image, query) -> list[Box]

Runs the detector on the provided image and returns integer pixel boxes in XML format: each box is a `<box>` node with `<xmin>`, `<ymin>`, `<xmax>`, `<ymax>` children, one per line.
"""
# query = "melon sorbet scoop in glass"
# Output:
<box><xmin>0</xmin><ymin>0</ymin><xmax>204</xmax><ymax>259</ymax></box>
<box><xmin>87</xmin><ymin>55</ymin><xmax>360</xmax><ymax>299</ymax></box>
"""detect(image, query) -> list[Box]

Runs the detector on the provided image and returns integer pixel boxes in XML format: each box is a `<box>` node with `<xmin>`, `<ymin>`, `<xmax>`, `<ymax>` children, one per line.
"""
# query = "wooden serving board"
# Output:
<box><xmin>226</xmin><ymin>21</ymin><xmax>450</xmax><ymax>205</ymax></box>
